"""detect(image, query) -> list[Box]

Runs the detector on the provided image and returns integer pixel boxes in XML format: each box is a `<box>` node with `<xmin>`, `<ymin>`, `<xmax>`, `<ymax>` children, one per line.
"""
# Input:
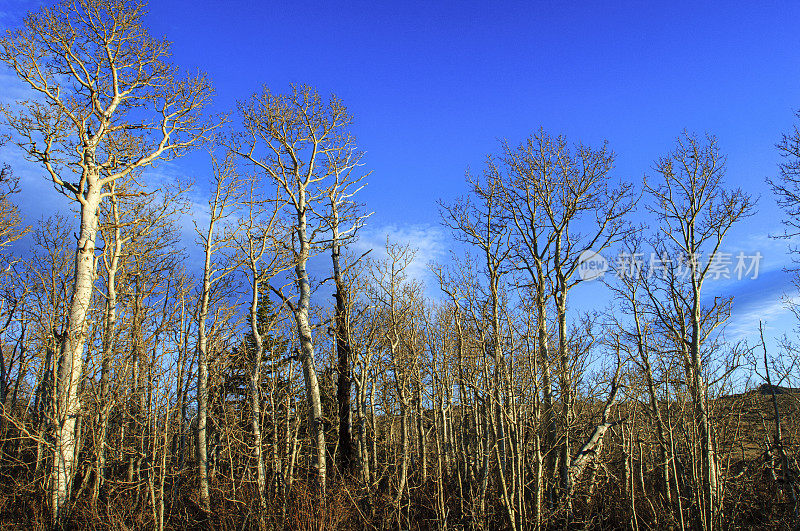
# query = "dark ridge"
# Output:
<box><xmin>751</xmin><ymin>383</ymin><xmax>800</xmax><ymax>395</ymax></box>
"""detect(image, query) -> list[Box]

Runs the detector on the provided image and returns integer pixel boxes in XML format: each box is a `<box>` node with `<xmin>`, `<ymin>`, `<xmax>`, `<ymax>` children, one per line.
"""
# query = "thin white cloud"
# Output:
<box><xmin>726</xmin><ymin>294</ymin><xmax>799</xmax><ymax>341</ymax></box>
<box><xmin>731</xmin><ymin>232</ymin><xmax>795</xmax><ymax>275</ymax></box>
<box><xmin>353</xmin><ymin>223</ymin><xmax>447</xmax><ymax>291</ymax></box>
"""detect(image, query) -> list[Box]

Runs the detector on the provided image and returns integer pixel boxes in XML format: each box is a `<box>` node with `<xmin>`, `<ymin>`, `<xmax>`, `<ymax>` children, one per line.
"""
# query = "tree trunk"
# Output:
<box><xmin>94</xmin><ymin>201</ymin><xmax>122</xmax><ymax>503</ymax></box>
<box><xmin>52</xmin><ymin>180</ymin><xmax>101</xmax><ymax>520</ymax></box>
<box><xmin>331</xmin><ymin>230</ymin><xmax>355</xmax><ymax>473</ymax></box>
<box><xmin>395</xmin><ymin>399</ymin><xmax>410</xmax><ymax>516</ymax></box>
<box><xmin>760</xmin><ymin>323</ymin><xmax>799</xmax><ymax>518</ymax></box>
<box><xmin>293</xmin><ymin>197</ymin><xmax>326</xmax><ymax>493</ymax></box>
<box><xmin>535</xmin><ymin>269</ymin><xmax>556</xmax><ymax>507</ymax></box>
<box><xmin>556</xmin><ymin>288</ymin><xmax>573</xmax><ymax>499</ymax></box>
<box><xmin>690</xmin><ymin>300</ymin><xmax>717</xmax><ymax>530</ymax></box>
<box><xmin>414</xmin><ymin>373</ymin><xmax>427</xmax><ymax>484</ymax></box>
<box><xmin>248</xmin><ymin>275</ymin><xmax>267</xmax><ymax>508</ymax></box>
<box><xmin>196</xmin><ymin>234</ymin><xmax>213</xmax><ymax>513</ymax></box>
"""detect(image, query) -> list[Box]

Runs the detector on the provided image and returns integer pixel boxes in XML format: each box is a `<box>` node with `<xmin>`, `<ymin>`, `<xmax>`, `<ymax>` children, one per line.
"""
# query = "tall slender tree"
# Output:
<box><xmin>233</xmin><ymin>84</ymin><xmax>357</xmax><ymax>493</ymax></box>
<box><xmin>0</xmin><ymin>0</ymin><xmax>217</xmax><ymax>518</ymax></box>
<box><xmin>194</xmin><ymin>150</ymin><xmax>244</xmax><ymax>512</ymax></box>
<box><xmin>645</xmin><ymin>132</ymin><xmax>754</xmax><ymax>530</ymax></box>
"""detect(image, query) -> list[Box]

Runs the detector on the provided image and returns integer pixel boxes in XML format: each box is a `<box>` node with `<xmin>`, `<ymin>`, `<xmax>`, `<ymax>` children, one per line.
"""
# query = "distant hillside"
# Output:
<box><xmin>750</xmin><ymin>383</ymin><xmax>800</xmax><ymax>395</ymax></box>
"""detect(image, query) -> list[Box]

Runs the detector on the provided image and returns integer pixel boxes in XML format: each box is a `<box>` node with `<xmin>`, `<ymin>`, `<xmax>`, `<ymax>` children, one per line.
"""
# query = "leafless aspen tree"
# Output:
<box><xmin>0</xmin><ymin>139</ymin><xmax>29</xmax><ymax>420</ymax></box>
<box><xmin>755</xmin><ymin>323</ymin><xmax>799</xmax><ymax>518</ymax></box>
<box><xmin>0</xmin><ymin>0</ymin><xmax>217</xmax><ymax>517</ymax></box>
<box><xmin>607</xmin><ymin>235</ymin><xmax>676</xmax><ymax>522</ymax></box>
<box><xmin>237</xmin><ymin>175</ymin><xmax>283</xmax><ymax>509</ymax></box>
<box><xmin>323</xmin><ymin>147</ymin><xmax>371</xmax><ymax>473</ymax></box>
<box><xmin>368</xmin><ymin>242</ymin><xmax>420</xmax><ymax>523</ymax></box>
<box><xmin>0</xmin><ymin>138</ymin><xmax>28</xmax><ymax>250</ymax></box>
<box><xmin>194</xmin><ymin>151</ymin><xmax>244</xmax><ymax>511</ymax></box>
<box><xmin>769</xmin><ymin>110</ymin><xmax>800</xmax><ymax>242</ymax></box>
<box><xmin>344</xmin><ymin>273</ymin><xmax>381</xmax><ymax>490</ymax></box>
<box><xmin>501</xmin><ymin>130</ymin><xmax>633</xmax><ymax>508</ymax></box>
<box><xmin>645</xmin><ymin>132</ymin><xmax>754</xmax><ymax>530</ymax></box>
<box><xmin>440</xmin><ymin>162</ymin><xmax>520</xmax><ymax>529</ymax></box>
<box><xmin>92</xmin><ymin>178</ymin><xmax>188</xmax><ymax>502</ymax></box>
<box><xmin>233</xmin><ymin>84</ymin><xmax>356</xmax><ymax>493</ymax></box>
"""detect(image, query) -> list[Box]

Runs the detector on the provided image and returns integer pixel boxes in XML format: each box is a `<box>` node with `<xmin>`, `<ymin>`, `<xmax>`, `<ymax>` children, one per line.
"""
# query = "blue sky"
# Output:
<box><xmin>2</xmin><ymin>0</ymin><xmax>800</xmax><ymax>351</ymax></box>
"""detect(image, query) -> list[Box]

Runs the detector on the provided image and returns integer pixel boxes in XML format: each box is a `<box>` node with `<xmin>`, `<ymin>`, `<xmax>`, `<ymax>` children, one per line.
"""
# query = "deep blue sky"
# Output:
<box><xmin>140</xmin><ymin>0</ymin><xmax>800</xmax><ymax>222</ymax></box>
<box><xmin>2</xmin><ymin>0</ymin><xmax>800</xmax><ymax>350</ymax></box>
<box><xmin>149</xmin><ymin>0</ymin><xmax>800</xmax><ymax>347</ymax></box>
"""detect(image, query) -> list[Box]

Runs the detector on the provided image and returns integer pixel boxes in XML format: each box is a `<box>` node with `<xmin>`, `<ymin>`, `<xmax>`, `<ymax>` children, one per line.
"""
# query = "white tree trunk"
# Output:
<box><xmin>196</xmin><ymin>223</ymin><xmax>213</xmax><ymax>512</ymax></box>
<box><xmin>52</xmin><ymin>181</ymin><xmax>101</xmax><ymax>519</ymax></box>
<box><xmin>248</xmin><ymin>275</ymin><xmax>267</xmax><ymax>507</ymax></box>
<box><xmin>94</xmin><ymin>201</ymin><xmax>122</xmax><ymax>502</ymax></box>
<box><xmin>293</xmin><ymin>196</ymin><xmax>326</xmax><ymax>492</ymax></box>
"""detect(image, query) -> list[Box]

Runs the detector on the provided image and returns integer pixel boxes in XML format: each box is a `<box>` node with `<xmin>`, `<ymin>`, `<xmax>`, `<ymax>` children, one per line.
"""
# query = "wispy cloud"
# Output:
<box><xmin>353</xmin><ymin>223</ymin><xmax>447</xmax><ymax>291</ymax></box>
<box><xmin>731</xmin><ymin>232</ymin><xmax>795</xmax><ymax>275</ymax></box>
<box><xmin>723</xmin><ymin>267</ymin><xmax>798</xmax><ymax>341</ymax></box>
<box><xmin>726</xmin><ymin>297</ymin><xmax>796</xmax><ymax>341</ymax></box>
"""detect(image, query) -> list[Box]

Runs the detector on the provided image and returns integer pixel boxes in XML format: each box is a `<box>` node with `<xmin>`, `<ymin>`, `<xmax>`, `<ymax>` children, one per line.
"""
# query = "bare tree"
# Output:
<box><xmin>769</xmin><ymin>110</ymin><xmax>800</xmax><ymax>318</ymax></box>
<box><xmin>606</xmin><ymin>235</ymin><xmax>676</xmax><ymax>519</ymax></box>
<box><xmin>368</xmin><ymin>241</ymin><xmax>420</xmax><ymax>524</ymax></box>
<box><xmin>92</xmin><ymin>178</ymin><xmax>188</xmax><ymax>502</ymax></box>
<box><xmin>756</xmin><ymin>322</ymin><xmax>799</xmax><ymax>519</ymax></box>
<box><xmin>0</xmin><ymin>0</ymin><xmax>217</xmax><ymax>517</ymax></box>
<box><xmin>324</xmin><ymin>148</ymin><xmax>371</xmax><ymax>473</ymax></box>
<box><xmin>440</xmin><ymin>162</ymin><xmax>519</xmax><ymax>529</ymax></box>
<box><xmin>645</xmin><ymin>131</ymin><xmax>754</xmax><ymax>530</ymax></box>
<box><xmin>0</xmin><ymin>136</ymin><xmax>28</xmax><ymax>250</ymax></box>
<box><xmin>501</xmin><ymin>131</ymin><xmax>634</xmax><ymax>508</ymax></box>
<box><xmin>769</xmin><ymin>110</ymin><xmax>800</xmax><ymax>243</ymax></box>
<box><xmin>238</xmin><ymin>175</ymin><xmax>284</xmax><ymax>510</ymax></box>
<box><xmin>194</xmin><ymin>151</ymin><xmax>244</xmax><ymax>512</ymax></box>
<box><xmin>233</xmin><ymin>84</ymin><xmax>355</xmax><ymax>493</ymax></box>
